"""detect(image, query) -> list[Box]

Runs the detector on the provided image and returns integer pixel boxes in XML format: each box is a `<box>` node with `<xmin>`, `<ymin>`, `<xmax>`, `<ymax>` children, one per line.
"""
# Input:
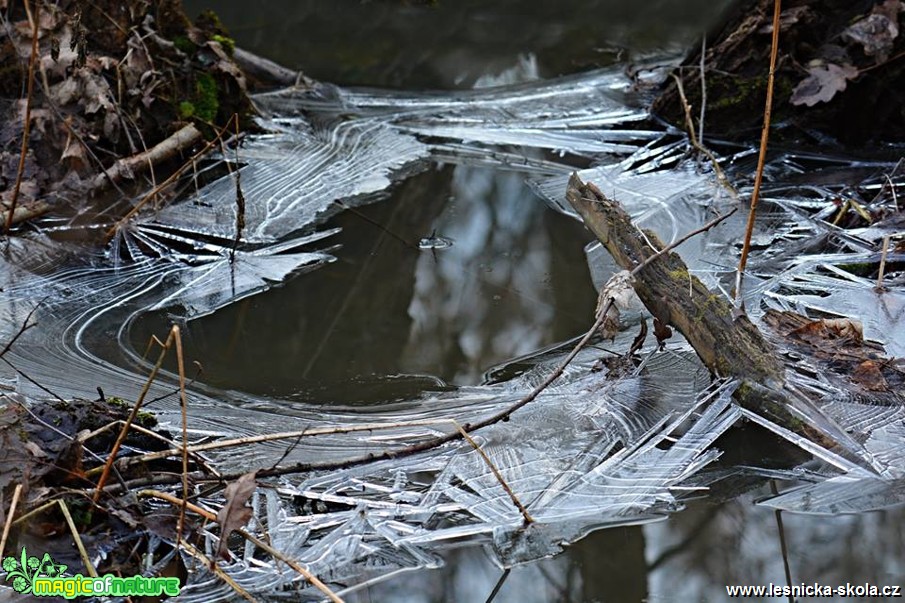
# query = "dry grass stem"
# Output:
<box><xmin>58</xmin><ymin>500</ymin><xmax>98</xmax><ymax>577</ymax></box>
<box><xmin>5</xmin><ymin>0</ymin><xmax>39</xmax><ymax>233</ymax></box>
<box><xmin>0</xmin><ymin>484</ymin><xmax>23</xmax><ymax>559</ymax></box>
<box><xmin>735</xmin><ymin>0</ymin><xmax>782</xmax><ymax>305</ymax></box>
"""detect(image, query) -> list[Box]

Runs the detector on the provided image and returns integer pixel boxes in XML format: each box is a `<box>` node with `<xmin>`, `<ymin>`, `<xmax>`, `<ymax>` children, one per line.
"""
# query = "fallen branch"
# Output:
<box><xmin>565</xmin><ymin>174</ymin><xmax>845</xmax><ymax>446</ymax></box>
<box><xmin>90</xmin><ymin>124</ymin><xmax>203</xmax><ymax>193</ymax></box>
<box><xmin>566</xmin><ymin>173</ymin><xmax>784</xmax><ymax>386</ymax></box>
<box><xmin>233</xmin><ymin>47</ymin><xmax>306</xmax><ymax>88</ymax></box>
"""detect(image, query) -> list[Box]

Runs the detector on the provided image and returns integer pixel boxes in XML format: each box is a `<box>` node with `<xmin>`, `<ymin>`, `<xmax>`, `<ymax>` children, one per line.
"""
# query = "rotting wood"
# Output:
<box><xmin>565</xmin><ymin>173</ymin><xmax>784</xmax><ymax>387</ymax></box>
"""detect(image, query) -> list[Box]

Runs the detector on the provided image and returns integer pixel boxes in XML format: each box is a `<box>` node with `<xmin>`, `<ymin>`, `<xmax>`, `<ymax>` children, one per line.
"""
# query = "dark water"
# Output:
<box><xmin>158</xmin><ymin>166</ymin><xmax>597</xmax><ymax>402</ymax></box>
<box><xmin>162</xmin><ymin>1</ymin><xmax>904</xmax><ymax>601</ymax></box>
<box><xmin>186</xmin><ymin>0</ymin><xmax>736</xmax><ymax>90</ymax></box>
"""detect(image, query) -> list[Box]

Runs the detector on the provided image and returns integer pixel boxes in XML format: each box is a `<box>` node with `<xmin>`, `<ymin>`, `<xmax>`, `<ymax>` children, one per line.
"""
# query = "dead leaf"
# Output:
<box><xmin>851</xmin><ymin>360</ymin><xmax>889</xmax><ymax>391</ymax></box>
<box><xmin>843</xmin><ymin>1</ymin><xmax>904</xmax><ymax>59</ymax></box>
<box><xmin>215</xmin><ymin>470</ymin><xmax>258</xmax><ymax>561</ymax></box>
<box><xmin>61</xmin><ymin>137</ymin><xmax>88</xmax><ymax>171</ymax></box>
<box><xmin>24</xmin><ymin>442</ymin><xmax>47</xmax><ymax>458</ymax></box>
<box><xmin>596</xmin><ymin>270</ymin><xmax>638</xmax><ymax>341</ymax></box>
<box><xmin>653</xmin><ymin>317</ymin><xmax>672</xmax><ymax>348</ymax></box>
<box><xmin>790</xmin><ymin>63</ymin><xmax>859</xmax><ymax>106</ymax></box>
<box><xmin>790</xmin><ymin>316</ymin><xmax>863</xmax><ymax>344</ymax></box>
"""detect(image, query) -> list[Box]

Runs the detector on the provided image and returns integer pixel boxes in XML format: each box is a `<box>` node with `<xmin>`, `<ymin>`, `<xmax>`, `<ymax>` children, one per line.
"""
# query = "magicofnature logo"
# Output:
<box><xmin>2</xmin><ymin>547</ymin><xmax>180</xmax><ymax>599</ymax></box>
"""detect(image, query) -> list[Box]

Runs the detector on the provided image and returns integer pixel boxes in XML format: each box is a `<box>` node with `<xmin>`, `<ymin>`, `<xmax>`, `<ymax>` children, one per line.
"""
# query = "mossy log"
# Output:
<box><xmin>566</xmin><ymin>173</ymin><xmax>784</xmax><ymax>386</ymax></box>
<box><xmin>566</xmin><ymin>174</ymin><xmax>854</xmax><ymax>446</ymax></box>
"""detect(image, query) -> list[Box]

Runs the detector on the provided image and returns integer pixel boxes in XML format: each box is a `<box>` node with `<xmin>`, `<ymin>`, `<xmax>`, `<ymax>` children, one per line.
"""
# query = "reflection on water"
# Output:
<box><xmin>184</xmin><ymin>0</ymin><xmax>735</xmax><ymax>89</ymax></box>
<box><xmin>135</xmin><ymin>165</ymin><xmax>597</xmax><ymax>401</ymax></box>
<box><xmin>402</xmin><ymin>166</ymin><xmax>594</xmax><ymax>385</ymax></box>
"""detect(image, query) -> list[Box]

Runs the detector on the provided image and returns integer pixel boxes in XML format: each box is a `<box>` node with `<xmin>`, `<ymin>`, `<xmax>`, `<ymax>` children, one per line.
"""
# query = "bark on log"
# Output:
<box><xmin>91</xmin><ymin>124</ymin><xmax>203</xmax><ymax>193</ymax></box>
<box><xmin>565</xmin><ymin>174</ymin><xmax>859</xmax><ymax>448</ymax></box>
<box><xmin>565</xmin><ymin>174</ymin><xmax>784</xmax><ymax>387</ymax></box>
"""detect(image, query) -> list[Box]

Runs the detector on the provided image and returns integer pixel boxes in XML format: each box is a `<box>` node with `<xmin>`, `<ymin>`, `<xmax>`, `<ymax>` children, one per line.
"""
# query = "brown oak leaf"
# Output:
<box><xmin>215</xmin><ymin>470</ymin><xmax>258</xmax><ymax>561</ymax></box>
<box><xmin>790</xmin><ymin>63</ymin><xmax>859</xmax><ymax>107</ymax></box>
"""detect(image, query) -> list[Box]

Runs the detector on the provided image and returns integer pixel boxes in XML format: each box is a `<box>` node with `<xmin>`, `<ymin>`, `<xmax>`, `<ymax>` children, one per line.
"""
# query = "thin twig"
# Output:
<box><xmin>671</xmin><ymin>74</ymin><xmax>736</xmax><ymax>197</ymax></box>
<box><xmin>876</xmin><ymin>234</ymin><xmax>891</xmax><ymax>290</ymax></box>
<box><xmin>0</xmin><ymin>300</ymin><xmax>42</xmax><ymax>358</ymax></box>
<box><xmin>454</xmin><ymin>422</ymin><xmax>534</xmax><ymax>524</ymax></box>
<box><xmin>0</xmin><ymin>484</ymin><xmax>23</xmax><ymax>559</ymax></box>
<box><xmin>11</xmin><ymin>500</ymin><xmax>58</xmax><ymax>528</ymax></box>
<box><xmin>699</xmin><ymin>34</ymin><xmax>707</xmax><ymax>144</ymax></box>
<box><xmin>735</xmin><ymin>0</ymin><xmax>782</xmax><ymax>306</ymax></box>
<box><xmin>81</xmin><ymin>420</ymin><xmax>221</xmax><ymax>479</ymax></box>
<box><xmin>178</xmin><ymin>537</ymin><xmax>257</xmax><ymax>603</ymax></box>
<box><xmin>5</xmin><ymin>0</ymin><xmax>39</xmax><ymax>233</ymax></box>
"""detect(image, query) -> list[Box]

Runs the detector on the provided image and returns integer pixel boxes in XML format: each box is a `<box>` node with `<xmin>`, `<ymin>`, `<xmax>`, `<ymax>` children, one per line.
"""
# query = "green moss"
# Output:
<box><xmin>172</xmin><ymin>35</ymin><xmax>195</xmax><ymax>54</ymax></box>
<box><xmin>709</xmin><ymin>73</ymin><xmax>767</xmax><ymax>110</ymax></box>
<box><xmin>668</xmin><ymin>267</ymin><xmax>690</xmax><ymax>281</ymax></box>
<box><xmin>211</xmin><ymin>34</ymin><xmax>235</xmax><ymax>55</ymax></box>
<box><xmin>178</xmin><ymin>100</ymin><xmax>195</xmax><ymax>119</ymax></box>
<box><xmin>194</xmin><ymin>72</ymin><xmax>219</xmax><ymax>122</ymax></box>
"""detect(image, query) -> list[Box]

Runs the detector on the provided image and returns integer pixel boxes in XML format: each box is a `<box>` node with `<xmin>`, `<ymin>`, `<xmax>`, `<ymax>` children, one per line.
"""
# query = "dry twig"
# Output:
<box><xmin>735</xmin><ymin>0</ymin><xmax>782</xmax><ymax>306</ymax></box>
<box><xmin>0</xmin><ymin>484</ymin><xmax>23</xmax><ymax>559</ymax></box>
<box><xmin>5</xmin><ymin>0</ymin><xmax>39</xmax><ymax>233</ymax></box>
<box><xmin>671</xmin><ymin>73</ymin><xmax>736</xmax><ymax>197</ymax></box>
